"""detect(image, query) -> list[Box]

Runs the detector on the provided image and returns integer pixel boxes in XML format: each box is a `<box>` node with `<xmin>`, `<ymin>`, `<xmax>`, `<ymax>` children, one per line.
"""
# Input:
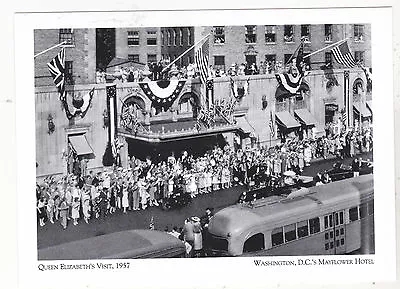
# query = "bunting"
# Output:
<box><xmin>139</xmin><ymin>80</ymin><xmax>186</xmax><ymax>111</ymax></box>
<box><xmin>275</xmin><ymin>42</ymin><xmax>309</xmax><ymax>98</ymax></box>
<box><xmin>63</xmin><ymin>88</ymin><xmax>95</xmax><ymax>119</ymax></box>
<box><xmin>230</xmin><ymin>77</ymin><xmax>250</xmax><ymax>99</ymax></box>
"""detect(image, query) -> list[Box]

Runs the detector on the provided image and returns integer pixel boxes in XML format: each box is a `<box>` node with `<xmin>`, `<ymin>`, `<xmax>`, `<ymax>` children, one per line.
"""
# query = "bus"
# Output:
<box><xmin>38</xmin><ymin>229</ymin><xmax>186</xmax><ymax>260</ymax></box>
<box><xmin>207</xmin><ymin>174</ymin><xmax>374</xmax><ymax>256</ymax></box>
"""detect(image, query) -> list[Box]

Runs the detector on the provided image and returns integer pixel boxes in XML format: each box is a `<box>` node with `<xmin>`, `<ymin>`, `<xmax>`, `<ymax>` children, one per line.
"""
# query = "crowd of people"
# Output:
<box><xmin>95</xmin><ymin>56</ymin><xmax>308</xmax><ymax>84</ymax></box>
<box><xmin>37</xmin><ymin>124</ymin><xmax>372</xmax><ymax>232</ymax></box>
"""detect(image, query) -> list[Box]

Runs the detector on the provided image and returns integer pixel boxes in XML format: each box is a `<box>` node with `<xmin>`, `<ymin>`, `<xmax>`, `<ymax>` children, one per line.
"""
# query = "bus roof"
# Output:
<box><xmin>208</xmin><ymin>175</ymin><xmax>374</xmax><ymax>237</ymax></box>
<box><xmin>38</xmin><ymin>229</ymin><xmax>186</xmax><ymax>260</ymax></box>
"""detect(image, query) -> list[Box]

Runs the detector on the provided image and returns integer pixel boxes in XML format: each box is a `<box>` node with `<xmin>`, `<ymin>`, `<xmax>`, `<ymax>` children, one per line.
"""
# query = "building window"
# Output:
<box><xmin>245</xmin><ymin>25</ymin><xmax>257</xmax><ymax>43</ymax></box>
<box><xmin>265</xmin><ymin>25</ymin><xmax>276</xmax><ymax>43</ymax></box>
<box><xmin>214</xmin><ymin>55</ymin><xmax>225</xmax><ymax>71</ymax></box>
<box><xmin>59</xmin><ymin>29</ymin><xmax>74</xmax><ymax>45</ymax></box>
<box><xmin>303</xmin><ymin>53</ymin><xmax>311</xmax><ymax>69</ymax></box>
<box><xmin>213</xmin><ymin>26</ymin><xmax>225</xmax><ymax>44</ymax></box>
<box><xmin>284</xmin><ymin>25</ymin><xmax>294</xmax><ymax>42</ymax></box>
<box><xmin>325</xmin><ymin>24</ymin><xmax>333</xmax><ymax>42</ymax></box>
<box><xmin>65</xmin><ymin>61</ymin><xmax>73</xmax><ymax>85</ymax></box>
<box><xmin>179</xmin><ymin>28</ymin><xmax>183</xmax><ymax>46</ymax></box>
<box><xmin>147</xmin><ymin>54</ymin><xmax>157</xmax><ymax>64</ymax></box>
<box><xmin>325</xmin><ymin>51</ymin><xmax>333</xmax><ymax>66</ymax></box>
<box><xmin>301</xmin><ymin>25</ymin><xmax>311</xmax><ymax>42</ymax></box>
<box><xmin>128</xmin><ymin>54</ymin><xmax>139</xmax><ymax>63</ymax></box>
<box><xmin>354</xmin><ymin>51</ymin><xmax>365</xmax><ymax>65</ymax></box>
<box><xmin>173</xmin><ymin>30</ymin><xmax>177</xmax><ymax>46</ymax></box>
<box><xmin>128</xmin><ymin>31</ymin><xmax>139</xmax><ymax>46</ymax></box>
<box><xmin>284</xmin><ymin>54</ymin><xmax>292</xmax><ymax>64</ymax></box>
<box><xmin>265</xmin><ymin>54</ymin><xmax>276</xmax><ymax>63</ymax></box>
<box><xmin>161</xmin><ymin>31</ymin><xmax>165</xmax><ymax>46</ymax></box>
<box><xmin>187</xmin><ymin>28</ymin><xmax>192</xmax><ymax>45</ymax></box>
<box><xmin>167</xmin><ymin>30</ymin><xmax>172</xmax><ymax>46</ymax></box>
<box><xmin>147</xmin><ymin>31</ymin><xmax>157</xmax><ymax>46</ymax></box>
<box><xmin>354</xmin><ymin>24</ymin><xmax>364</xmax><ymax>42</ymax></box>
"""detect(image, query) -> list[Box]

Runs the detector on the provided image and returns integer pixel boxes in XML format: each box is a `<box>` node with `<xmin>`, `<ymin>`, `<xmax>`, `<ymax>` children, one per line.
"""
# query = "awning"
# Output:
<box><xmin>106</xmin><ymin>57</ymin><xmax>146</xmax><ymax>69</ymax></box>
<box><xmin>366</xmin><ymin>100</ymin><xmax>373</xmax><ymax>114</ymax></box>
<box><xmin>294</xmin><ymin>109</ymin><xmax>316</xmax><ymax>127</ymax></box>
<box><xmin>353</xmin><ymin>102</ymin><xmax>372</xmax><ymax>118</ymax></box>
<box><xmin>235</xmin><ymin>115</ymin><xmax>255</xmax><ymax>135</ymax></box>
<box><xmin>68</xmin><ymin>135</ymin><xmax>94</xmax><ymax>156</ymax></box>
<box><xmin>275</xmin><ymin>111</ymin><xmax>301</xmax><ymax>130</ymax></box>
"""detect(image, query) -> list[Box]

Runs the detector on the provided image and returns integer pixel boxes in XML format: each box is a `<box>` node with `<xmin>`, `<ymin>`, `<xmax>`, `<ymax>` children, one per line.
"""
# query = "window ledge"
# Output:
<box><xmin>266</xmin><ymin>42</ymin><xmax>276</xmax><ymax>45</ymax></box>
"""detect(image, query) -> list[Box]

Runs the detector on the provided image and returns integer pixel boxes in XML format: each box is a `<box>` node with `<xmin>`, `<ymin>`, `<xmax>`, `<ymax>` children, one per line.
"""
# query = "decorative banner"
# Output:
<box><xmin>139</xmin><ymin>80</ymin><xmax>186</xmax><ymax>111</ymax></box>
<box><xmin>106</xmin><ymin>85</ymin><xmax>118</xmax><ymax>154</ymax></box>
<box><xmin>120</xmin><ymin>104</ymin><xmax>139</xmax><ymax>132</ymax></box>
<box><xmin>206</xmin><ymin>79</ymin><xmax>214</xmax><ymax>109</ymax></box>
<box><xmin>230</xmin><ymin>77</ymin><xmax>250</xmax><ymax>99</ymax></box>
<box><xmin>63</xmin><ymin>88</ymin><xmax>95</xmax><ymax>119</ymax></box>
<box><xmin>275</xmin><ymin>71</ymin><xmax>310</xmax><ymax>96</ymax></box>
<box><xmin>344</xmin><ymin>70</ymin><xmax>350</xmax><ymax>127</ymax></box>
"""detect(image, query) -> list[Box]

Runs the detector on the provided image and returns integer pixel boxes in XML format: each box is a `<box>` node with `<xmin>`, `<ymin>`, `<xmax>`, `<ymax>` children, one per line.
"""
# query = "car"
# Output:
<box><xmin>237</xmin><ymin>174</ymin><xmax>315</xmax><ymax>204</ymax></box>
<box><xmin>323</xmin><ymin>162</ymin><xmax>354</xmax><ymax>182</ymax></box>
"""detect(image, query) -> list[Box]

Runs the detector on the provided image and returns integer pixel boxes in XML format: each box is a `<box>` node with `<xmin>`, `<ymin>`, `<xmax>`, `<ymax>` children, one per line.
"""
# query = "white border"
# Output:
<box><xmin>13</xmin><ymin>6</ymin><xmax>396</xmax><ymax>289</ymax></box>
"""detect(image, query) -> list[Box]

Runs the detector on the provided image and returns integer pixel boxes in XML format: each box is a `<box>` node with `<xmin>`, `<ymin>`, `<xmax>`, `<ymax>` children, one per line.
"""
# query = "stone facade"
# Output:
<box><xmin>195</xmin><ymin>24</ymin><xmax>371</xmax><ymax>70</ymax></box>
<box><xmin>34</xmin><ymin>29</ymin><xmax>96</xmax><ymax>87</ymax></box>
<box><xmin>35</xmin><ymin>69</ymin><xmax>371</xmax><ymax>178</ymax></box>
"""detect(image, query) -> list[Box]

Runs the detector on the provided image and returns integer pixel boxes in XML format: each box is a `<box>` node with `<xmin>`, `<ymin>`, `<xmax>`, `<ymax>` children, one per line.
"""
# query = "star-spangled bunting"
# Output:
<box><xmin>138</xmin><ymin>80</ymin><xmax>186</xmax><ymax>111</ymax></box>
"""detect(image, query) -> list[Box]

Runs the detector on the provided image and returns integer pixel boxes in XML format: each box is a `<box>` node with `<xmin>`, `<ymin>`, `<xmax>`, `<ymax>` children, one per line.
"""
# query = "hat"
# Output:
<box><xmin>191</xmin><ymin>216</ymin><xmax>200</xmax><ymax>222</ymax></box>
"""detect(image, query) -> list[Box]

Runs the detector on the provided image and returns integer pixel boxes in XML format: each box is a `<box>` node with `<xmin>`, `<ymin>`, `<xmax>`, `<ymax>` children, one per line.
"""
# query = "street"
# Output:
<box><xmin>37</xmin><ymin>151</ymin><xmax>373</xmax><ymax>250</ymax></box>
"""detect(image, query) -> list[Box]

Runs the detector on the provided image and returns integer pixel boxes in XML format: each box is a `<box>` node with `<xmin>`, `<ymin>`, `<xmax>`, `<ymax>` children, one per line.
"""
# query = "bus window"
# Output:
<box><xmin>359</xmin><ymin>203</ymin><xmax>367</xmax><ymax>219</ymax></box>
<box><xmin>349</xmin><ymin>207</ymin><xmax>359</xmax><ymax>222</ymax></box>
<box><xmin>271</xmin><ymin>227</ymin><xmax>284</xmax><ymax>247</ymax></box>
<box><xmin>324</xmin><ymin>215</ymin><xmax>333</xmax><ymax>230</ymax></box>
<box><xmin>309</xmin><ymin>217</ymin><xmax>320</xmax><ymax>234</ymax></box>
<box><xmin>335</xmin><ymin>211</ymin><xmax>344</xmax><ymax>226</ymax></box>
<box><xmin>243</xmin><ymin>233</ymin><xmax>265</xmax><ymax>253</ymax></box>
<box><xmin>297</xmin><ymin>220</ymin><xmax>309</xmax><ymax>238</ymax></box>
<box><xmin>367</xmin><ymin>200</ymin><xmax>374</xmax><ymax>215</ymax></box>
<box><xmin>284</xmin><ymin>223</ymin><xmax>296</xmax><ymax>242</ymax></box>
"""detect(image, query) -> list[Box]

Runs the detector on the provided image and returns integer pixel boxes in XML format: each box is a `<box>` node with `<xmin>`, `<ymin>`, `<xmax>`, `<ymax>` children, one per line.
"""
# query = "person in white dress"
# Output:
<box><xmin>122</xmin><ymin>184</ymin><xmax>129</xmax><ymax>213</ymax></box>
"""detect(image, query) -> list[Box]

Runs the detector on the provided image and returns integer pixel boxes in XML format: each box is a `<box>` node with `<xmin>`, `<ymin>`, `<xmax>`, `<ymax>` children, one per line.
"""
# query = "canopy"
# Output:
<box><xmin>275</xmin><ymin>111</ymin><xmax>301</xmax><ymax>130</ymax></box>
<box><xmin>353</xmin><ymin>102</ymin><xmax>372</xmax><ymax>118</ymax></box>
<box><xmin>106</xmin><ymin>57</ymin><xmax>146</xmax><ymax>69</ymax></box>
<box><xmin>235</xmin><ymin>115</ymin><xmax>255</xmax><ymax>136</ymax></box>
<box><xmin>68</xmin><ymin>134</ymin><xmax>94</xmax><ymax>156</ymax></box>
<box><xmin>294</xmin><ymin>109</ymin><xmax>316</xmax><ymax>127</ymax></box>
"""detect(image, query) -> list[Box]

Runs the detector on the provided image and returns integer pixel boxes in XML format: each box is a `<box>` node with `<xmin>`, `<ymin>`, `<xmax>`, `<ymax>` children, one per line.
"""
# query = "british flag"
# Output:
<box><xmin>47</xmin><ymin>48</ymin><xmax>66</xmax><ymax>100</ymax></box>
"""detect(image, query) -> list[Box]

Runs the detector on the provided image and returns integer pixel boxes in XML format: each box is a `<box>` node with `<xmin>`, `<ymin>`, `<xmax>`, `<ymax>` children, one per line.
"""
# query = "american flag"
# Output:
<box><xmin>342</xmin><ymin>110</ymin><xmax>347</xmax><ymax>125</ymax></box>
<box><xmin>47</xmin><ymin>48</ymin><xmax>66</xmax><ymax>100</ymax></box>
<box><xmin>269</xmin><ymin>111</ymin><xmax>275</xmax><ymax>138</ymax></box>
<box><xmin>331</xmin><ymin>41</ymin><xmax>357</xmax><ymax>68</ymax></box>
<box><xmin>195</xmin><ymin>37</ymin><xmax>210</xmax><ymax>85</ymax></box>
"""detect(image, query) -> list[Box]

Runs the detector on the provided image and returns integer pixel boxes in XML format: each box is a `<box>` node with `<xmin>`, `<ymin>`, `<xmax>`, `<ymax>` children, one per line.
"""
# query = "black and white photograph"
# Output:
<box><xmin>11</xmin><ymin>4</ymin><xmax>397</xmax><ymax>289</ymax></box>
<box><xmin>34</xmin><ymin>23</ymin><xmax>375</xmax><ymax>259</ymax></box>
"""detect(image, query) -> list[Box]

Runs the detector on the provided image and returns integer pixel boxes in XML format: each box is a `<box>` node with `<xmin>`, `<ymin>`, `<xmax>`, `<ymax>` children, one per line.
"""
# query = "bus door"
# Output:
<box><xmin>323</xmin><ymin>211</ymin><xmax>346</xmax><ymax>254</ymax></box>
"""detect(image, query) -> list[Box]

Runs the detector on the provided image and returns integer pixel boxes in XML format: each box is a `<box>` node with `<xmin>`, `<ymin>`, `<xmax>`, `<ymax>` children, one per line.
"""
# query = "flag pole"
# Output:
<box><xmin>34</xmin><ymin>41</ymin><xmax>68</xmax><ymax>58</ymax></box>
<box><xmin>303</xmin><ymin>38</ymin><xmax>349</xmax><ymax>59</ymax></box>
<box><xmin>162</xmin><ymin>33</ymin><xmax>211</xmax><ymax>73</ymax></box>
<box><xmin>285</xmin><ymin>40</ymin><xmax>303</xmax><ymax>66</ymax></box>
